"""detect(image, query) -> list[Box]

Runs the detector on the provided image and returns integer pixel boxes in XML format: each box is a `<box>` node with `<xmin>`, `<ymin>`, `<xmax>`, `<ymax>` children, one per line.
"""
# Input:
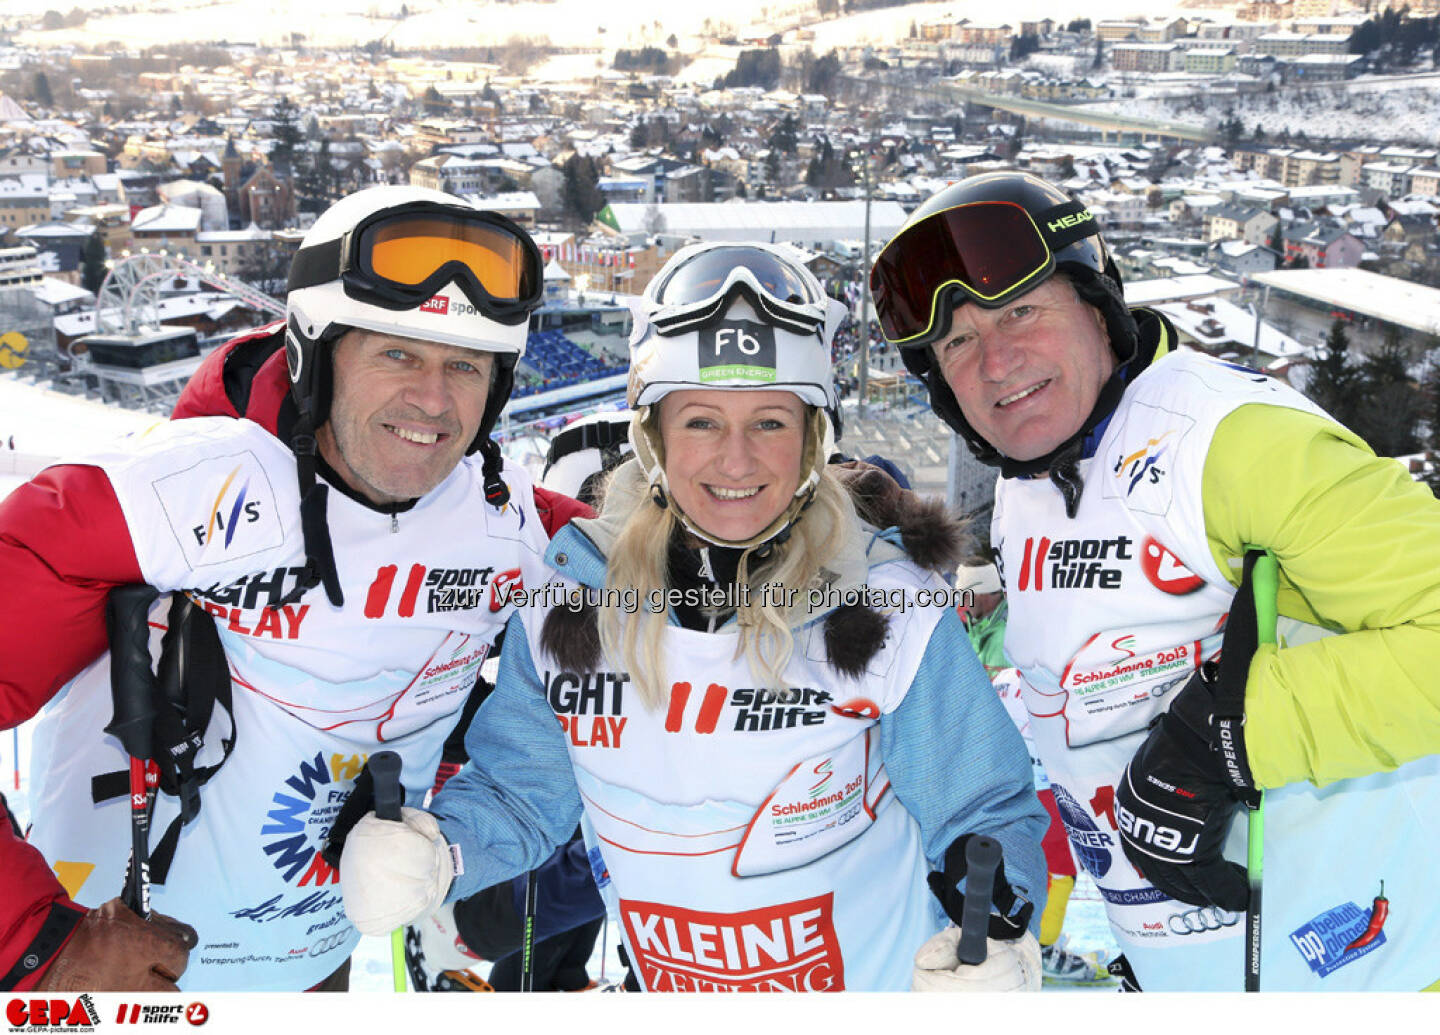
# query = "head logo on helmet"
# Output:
<box><xmin>869</xmin><ymin>171</ymin><xmax>1139</xmax><ymax>478</ymax></box>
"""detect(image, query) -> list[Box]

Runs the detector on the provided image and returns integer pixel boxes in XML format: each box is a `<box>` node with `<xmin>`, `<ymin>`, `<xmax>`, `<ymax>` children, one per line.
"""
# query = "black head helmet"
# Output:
<box><xmin>870</xmin><ymin>171</ymin><xmax>1137</xmax><ymax>467</ymax></box>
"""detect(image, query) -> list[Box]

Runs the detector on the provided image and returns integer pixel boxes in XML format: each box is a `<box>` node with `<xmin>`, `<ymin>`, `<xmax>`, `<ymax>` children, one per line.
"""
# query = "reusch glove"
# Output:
<box><xmin>1114</xmin><ymin>551</ymin><xmax>1267</xmax><ymax>913</ymax></box>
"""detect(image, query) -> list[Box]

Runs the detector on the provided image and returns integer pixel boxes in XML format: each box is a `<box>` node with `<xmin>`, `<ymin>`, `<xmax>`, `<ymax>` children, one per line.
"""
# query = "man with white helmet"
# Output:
<box><xmin>337</xmin><ymin>241</ymin><xmax>1048</xmax><ymax>992</ymax></box>
<box><xmin>0</xmin><ymin>186</ymin><xmax>588</xmax><ymax>990</ymax></box>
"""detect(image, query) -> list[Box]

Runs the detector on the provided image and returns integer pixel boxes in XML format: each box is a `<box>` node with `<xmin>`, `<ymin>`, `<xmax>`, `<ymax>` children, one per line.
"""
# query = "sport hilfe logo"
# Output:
<box><xmin>1013</xmin><ymin>535</ymin><xmax>1133</xmax><ymax>592</ymax></box>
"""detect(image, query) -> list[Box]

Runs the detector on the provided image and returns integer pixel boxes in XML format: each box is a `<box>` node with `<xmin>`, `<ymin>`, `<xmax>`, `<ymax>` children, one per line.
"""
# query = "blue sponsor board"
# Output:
<box><xmin>1289</xmin><ymin>901</ymin><xmax>1385</xmax><ymax>978</ymax></box>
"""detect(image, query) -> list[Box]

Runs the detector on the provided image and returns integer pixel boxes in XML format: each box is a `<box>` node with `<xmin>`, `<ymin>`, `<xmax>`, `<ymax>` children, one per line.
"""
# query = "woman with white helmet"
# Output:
<box><xmin>339</xmin><ymin>242</ymin><xmax>1048</xmax><ymax>992</ymax></box>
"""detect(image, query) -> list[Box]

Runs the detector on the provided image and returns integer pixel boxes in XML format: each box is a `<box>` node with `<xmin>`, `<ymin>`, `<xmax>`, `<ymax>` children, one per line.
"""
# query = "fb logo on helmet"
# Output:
<box><xmin>699</xmin><ymin>320</ymin><xmax>776</xmax><ymax>383</ymax></box>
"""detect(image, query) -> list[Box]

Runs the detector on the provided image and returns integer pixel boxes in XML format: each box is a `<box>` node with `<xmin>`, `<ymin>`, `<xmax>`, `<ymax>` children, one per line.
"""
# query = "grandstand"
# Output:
<box><xmin>513</xmin><ymin>326</ymin><xmax>627</xmax><ymax>399</ymax></box>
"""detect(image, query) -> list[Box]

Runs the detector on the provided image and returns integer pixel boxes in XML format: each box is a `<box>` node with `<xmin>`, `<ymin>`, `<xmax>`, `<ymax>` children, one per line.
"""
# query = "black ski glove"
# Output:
<box><xmin>1115</xmin><ymin>551</ymin><xmax>1267</xmax><ymax>913</ymax></box>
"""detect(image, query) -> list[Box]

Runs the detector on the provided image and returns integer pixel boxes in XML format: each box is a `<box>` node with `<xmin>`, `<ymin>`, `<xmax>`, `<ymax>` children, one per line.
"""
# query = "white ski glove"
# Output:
<box><xmin>912</xmin><ymin>928</ymin><xmax>1042</xmax><ymax>992</ymax></box>
<box><xmin>340</xmin><ymin>807</ymin><xmax>455</xmax><ymax>935</ymax></box>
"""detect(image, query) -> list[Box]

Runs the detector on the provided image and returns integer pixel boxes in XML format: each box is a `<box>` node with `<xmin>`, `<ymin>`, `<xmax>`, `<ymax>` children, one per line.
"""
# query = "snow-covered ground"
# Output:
<box><xmin>12</xmin><ymin>0</ymin><xmax>1184</xmax><ymax>53</ymax></box>
<box><xmin>1083</xmin><ymin>74</ymin><xmax>1440</xmax><ymax>145</ymax></box>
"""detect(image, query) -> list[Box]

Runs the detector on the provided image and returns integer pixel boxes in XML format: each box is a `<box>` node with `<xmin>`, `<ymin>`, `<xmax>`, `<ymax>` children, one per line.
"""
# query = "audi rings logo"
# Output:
<box><xmin>309</xmin><ymin>930</ymin><xmax>350</xmax><ymax>957</ymax></box>
<box><xmin>1168</xmin><ymin>906</ymin><xmax>1241</xmax><ymax>935</ymax></box>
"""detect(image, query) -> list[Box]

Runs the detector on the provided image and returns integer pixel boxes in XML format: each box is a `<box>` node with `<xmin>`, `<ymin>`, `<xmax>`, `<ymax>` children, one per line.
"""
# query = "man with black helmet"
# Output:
<box><xmin>871</xmin><ymin>170</ymin><xmax>1440</xmax><ymax>990</ymax></box>
<box><xmin>0</xmin><ymin>186</ymin><xmax>589</xmax><ymax>990</ymax></box>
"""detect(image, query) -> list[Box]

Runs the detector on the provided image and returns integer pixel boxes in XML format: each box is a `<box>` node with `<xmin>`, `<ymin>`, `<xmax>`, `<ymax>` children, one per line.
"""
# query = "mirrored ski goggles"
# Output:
<box><xmin>288</xmin><ymin>203</ymin><xmax>543</xmax><ymax>324</ymax></box>
<box><xmin>870</xmin><ymin>198</ymin><xmax>1097</xmax><ymax>346</ymax></box>
<box><xmin>648</xmin><ymin>245</ymin><xmax>826</xmax><ymax>336</ymax></box>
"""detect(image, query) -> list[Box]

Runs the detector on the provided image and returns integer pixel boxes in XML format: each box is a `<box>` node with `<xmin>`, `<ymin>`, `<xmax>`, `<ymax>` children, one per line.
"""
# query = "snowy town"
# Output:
<box><xmin>2</xmin><ymin>0</ymin><xmax>1440</xmax><ymax>1005</ymax></box>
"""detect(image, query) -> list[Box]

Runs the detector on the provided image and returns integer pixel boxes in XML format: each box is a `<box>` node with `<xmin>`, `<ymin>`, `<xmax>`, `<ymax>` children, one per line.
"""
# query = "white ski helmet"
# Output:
<box><xmin>284</xmin><ymin>184</ymin><xmax>543</xmax><ymax>459</ymax></box>
<box><xmin>276</xmin><ymin>185</ymin><xmax>544</xmax><ymax>606</ymax></box>
<box><xmin>626</xmin><ymin>241</ymin><xmax>849</xmax><ymax>549</ymax></box>
<box><xmin>540</xmin><ymin>410</ymin><xmax>634</xmax><ymax>507</ymax></box>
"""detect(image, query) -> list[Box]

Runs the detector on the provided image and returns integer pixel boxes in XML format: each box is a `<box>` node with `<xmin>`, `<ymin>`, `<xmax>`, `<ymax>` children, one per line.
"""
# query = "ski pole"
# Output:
<box><xmin>520</xmin><ymin>870</ymin><xmax>538</xmax><ymax>991</ymax></box>
<box><xmin>367</xmin><ymin>749</ymin><xmax>408</xmax><ymax>993</ymax></box>
<box><xmin>956</xmin><ymin>836</ymin><xmax>1001</xmax><ymax>965</ymax></box>
<box><xmin>11</xmin><ymin>727</ymin><xmax>18</xmax><ymax>791</ymax></box>
<box><xmin>104</xmin><ymin>584</ymin><xmax>162</xmax><ymax>919</ymax></box>
<box><xmin>1245</xmin><ymin>550</ymin><xmax>1279</xmax><ymax>993</ymax></box>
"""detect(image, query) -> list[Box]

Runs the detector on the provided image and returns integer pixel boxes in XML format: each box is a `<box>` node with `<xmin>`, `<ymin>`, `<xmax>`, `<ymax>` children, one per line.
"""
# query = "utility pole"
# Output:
<box><xmin>858</xmin><ymin>151</ymin><xmax>871</xmax><ymax>421</ymax></box>
<box><xmin>1250</xmin><ymin>284</ymin><xmax>1270</xmax><ymax>368</ymax></box>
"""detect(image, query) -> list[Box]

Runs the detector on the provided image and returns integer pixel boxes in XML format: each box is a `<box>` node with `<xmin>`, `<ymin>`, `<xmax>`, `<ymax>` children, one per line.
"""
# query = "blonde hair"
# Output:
<box><xmin>597</xmin><ymin>462</ymin><xmax>856</xmax><ymax>710</ymax></box>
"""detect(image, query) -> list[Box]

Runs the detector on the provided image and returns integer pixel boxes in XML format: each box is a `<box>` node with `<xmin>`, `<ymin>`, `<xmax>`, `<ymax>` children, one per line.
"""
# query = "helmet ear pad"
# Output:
<box><xmin>285</xmin><ymin>315</ymin><xmax>346</xmax><ymax>428</ymax></box>
<box><xmin>1066</xmin><ymin>268</ymin><xmax>1138</xmax><ymax>367</ymax></box>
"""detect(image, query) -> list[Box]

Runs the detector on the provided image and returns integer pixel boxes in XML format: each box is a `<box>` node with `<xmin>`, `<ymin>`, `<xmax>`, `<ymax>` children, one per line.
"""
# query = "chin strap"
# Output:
<box><xmin>276</xmin><ymin>415</ymin><xmax>343</xmax><ymax>608</ymax></box>
<box><xmin>479</xmin><ymin>437</ymin><xmax>511</xmax><ymax>509</ymax></box>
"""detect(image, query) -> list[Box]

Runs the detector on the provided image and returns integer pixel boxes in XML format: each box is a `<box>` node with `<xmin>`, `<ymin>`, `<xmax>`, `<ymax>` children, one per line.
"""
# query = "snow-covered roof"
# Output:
<box><xmin>603</xmin><ymin>201</ymin><xmax>908</xmax><ymax>244</ymax></box>
<box><xmin>131</xmin><ymin>204</ymin><xmax>203</xmax><ymax>233</ymax></box>
<box><xmin>1252</xmin><ymin>268</ymin><xmax>1440</xmax><ymax>338</ymax></box>
<box><xmin>1124</xmin><ymin>274</ymin><xmax>1241</xmax><ymax>306</ymax></box>
<box><xmin>30</xmin><ymin>276</ymin><xmax>95</xmax><ymax>307</ymax></box>
<box><xmin>1152</xmin><ymin>295</ymin><xmax>1304</xmax><ymax>358</ymax></box>
<box><xmin>466</xmin><ymin>191</ymin><xmax>541</xmax><ymax>210</ymax></box>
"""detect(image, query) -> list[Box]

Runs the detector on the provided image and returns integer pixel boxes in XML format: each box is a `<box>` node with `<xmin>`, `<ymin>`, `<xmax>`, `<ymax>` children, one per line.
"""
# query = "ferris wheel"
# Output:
<box><xmin>94</xmin><ymin>252</ymin><xmax>182</xmax><ymax>335</ymax></box>
<box><xmin>92</xmin><ymin>251</ymin><xmax>284</xmax><ymax>337</ymax></box>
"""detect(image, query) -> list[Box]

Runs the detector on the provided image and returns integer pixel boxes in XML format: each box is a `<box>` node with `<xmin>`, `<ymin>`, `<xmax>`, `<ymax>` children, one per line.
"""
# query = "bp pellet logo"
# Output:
<box><xmin>5</xmin><ymin>994</ymin><xmax>99</xmax><ymax>1031</ymax></box>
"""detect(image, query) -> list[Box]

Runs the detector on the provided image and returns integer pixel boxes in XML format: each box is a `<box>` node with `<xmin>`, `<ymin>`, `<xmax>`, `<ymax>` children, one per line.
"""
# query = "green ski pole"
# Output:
<box><xmin>1245</xmin><ymin>550</ymin><xmax>1278</xmax><ymax>993</ymax></box>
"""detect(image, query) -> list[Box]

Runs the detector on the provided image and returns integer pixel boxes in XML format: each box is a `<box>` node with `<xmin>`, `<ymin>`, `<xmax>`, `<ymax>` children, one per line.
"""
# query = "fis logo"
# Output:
<box><xmin>1112</xmin><ymin>432</ymin><xmax>1174</xmax><ymax>496</ymax></box>
<box><xmin>1013</xmin><ymin>535</ymin><xmax>1133</xmax><ymax>592</ymax></box>
<box><xmin>192</xmin><ymin>464</ymin><xmax>263</xmax><ymax>548</ymax></box>
<box><xmin>420</xmin><ymin>296</ymin><xmax>449</xmax><ymax>314</ymax></box>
